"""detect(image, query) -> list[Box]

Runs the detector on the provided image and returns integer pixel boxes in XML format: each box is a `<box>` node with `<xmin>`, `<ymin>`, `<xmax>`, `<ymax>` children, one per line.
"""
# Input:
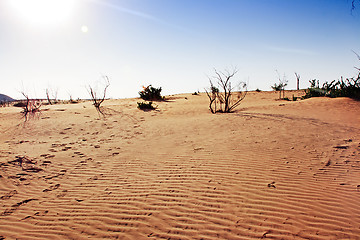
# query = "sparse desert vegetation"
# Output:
<box><xmin>205</xmin><ymin>68</ymin><xmax>247</xmax><ymax>113</ymax></box>
<box><xmin>1</xmin><ymin>0</ymin><xmax>359</xmax><ymax>239</ymax></box>
<box><xmin>19</xmin><ymin>92</ymin><xmax>42</xmax><ymax>121</ymax></box>
<box><xmin>139</xmin><ymin>85</ymin><xmax>163</xmax><ymax>101</ymax></box>
<box><xmin>87</xmin><ymin>76</ymin><xmax>110</xmax><ymax>116</ymax></box>
<box><xmin>137</xmin><ymin>101</ymin><xmax>156</xmax><ymax>110</ymax></box>
<box><xmin>1</xmin><ymin>90</ymin><xmax>359</xmax><ymax>240</ymax></box>
<box><xmin>271</xmin><ymin>71</ymin><xmax>288</xmax><ymax>100</ymax></box>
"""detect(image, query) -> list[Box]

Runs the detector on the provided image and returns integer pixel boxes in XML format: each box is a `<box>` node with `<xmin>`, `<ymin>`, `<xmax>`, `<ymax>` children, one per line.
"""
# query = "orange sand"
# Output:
<box><xmin>1</xmin><ymin>91</ymin><xmax>359</xmax><ymax>239</ymax></box>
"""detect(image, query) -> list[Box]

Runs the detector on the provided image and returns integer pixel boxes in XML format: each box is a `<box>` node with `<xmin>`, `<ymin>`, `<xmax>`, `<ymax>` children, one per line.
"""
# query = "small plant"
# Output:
<box><xmin>255</xmin><ymin>88</ymin><xmax>261</xmax><ymax>92</ymax></box>
<box><xmin>137</xmin><ymin>101</ymin><xmax>156</xmax><ymax>110</ymax></box>
<box><xmin>139</xmin><ymin>85</ymin><xmax>163</xmax><ymax>101</ymax></box>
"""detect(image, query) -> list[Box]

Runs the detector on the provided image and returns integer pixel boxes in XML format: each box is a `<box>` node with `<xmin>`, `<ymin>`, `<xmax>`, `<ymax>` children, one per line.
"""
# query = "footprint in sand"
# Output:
<box><xmin>43</xmin><ymin>183</ymin><xmax>60</xmax><ymax>192</ymax></box>
<box><xmin>267</xmin><ymin>181</ymin><xmax>276</xmax><ymax>188</ymax></box>
<box><xmin>21</xmin><ymin>210</ymin><xmax>49</xmax><ymax>221</ymax></box>
<box><xmin>1</xmin><ymin>198</ymin><xmax>38</xmax><ymax>216</ymax></box>
<box><xmin>0</xmin><ymin>190</ymin><xmax>18</xmax><ymax>200</ymax></box>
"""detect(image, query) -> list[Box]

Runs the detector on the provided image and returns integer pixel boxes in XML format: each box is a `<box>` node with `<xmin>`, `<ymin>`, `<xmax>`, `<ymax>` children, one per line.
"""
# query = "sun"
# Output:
<box><xmin>8</xmin><ymin>0</ymin><xmax>76</xmax><ymax>26</ymax></box>
<box><xmin>81</xmin><ymin>25</ymin><xmax>89</xmax><ymax>33</ymax></box>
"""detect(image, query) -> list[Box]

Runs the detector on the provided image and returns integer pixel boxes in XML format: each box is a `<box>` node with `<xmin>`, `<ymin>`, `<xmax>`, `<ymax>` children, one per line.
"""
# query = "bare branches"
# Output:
<box><xmin>205</xmin><ymin>68</ymin><xmax>247</xmax><ymax>113</ymax></box>
<box><xmin>351</xmin><ymin>0</ymin><xmax>358</xmax><ymax>12</ymax></box>
<box><xmin>352</xmin><ymin>50</ymin><xmax>360</xmax><ymax>71</ymax></box>
<box><xmin>272</xmin><ymin>70</ymin><xmax>288</xmax><ymax>99</ymax></box>
<box><xmin>205</xmin><ymin>81</ymin><xmax>218</xmax><ymax>114</ymax></box>
<box><xmin>87</xmin><ymin>76</ymin><xmax>110</xmax><ymax>116</ymax></box>
<box><xmin>45</xmin><ymin>87</ymin><xmax>58</xmax><ymax>105</ymax></box>
<box><xmin>20</xmin><ymin>92</ymin><xmax>42</xmax><ymax>121</ymax></box>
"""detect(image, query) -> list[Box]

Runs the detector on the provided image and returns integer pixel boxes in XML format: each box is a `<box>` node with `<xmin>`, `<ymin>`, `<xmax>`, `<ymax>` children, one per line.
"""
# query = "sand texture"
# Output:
<box><xmin>1</xmin><ymin>91</ymin><xmax>359</xmax><ymax>239</ymax></box>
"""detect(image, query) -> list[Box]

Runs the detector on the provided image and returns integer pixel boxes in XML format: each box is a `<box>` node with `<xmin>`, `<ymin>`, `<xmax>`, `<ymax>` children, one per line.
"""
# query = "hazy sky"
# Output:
<box><xmin>1</xmin><ymin>0</ymin><xmax>359</xmax><ymax>99</ymax></box>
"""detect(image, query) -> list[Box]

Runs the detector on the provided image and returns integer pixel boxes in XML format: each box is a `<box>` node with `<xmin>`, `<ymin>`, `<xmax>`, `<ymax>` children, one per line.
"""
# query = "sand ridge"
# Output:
<box><xmin>0</xmin><ymin>91</ymin><xmax>359</xmax><ymax>239</ymax></box>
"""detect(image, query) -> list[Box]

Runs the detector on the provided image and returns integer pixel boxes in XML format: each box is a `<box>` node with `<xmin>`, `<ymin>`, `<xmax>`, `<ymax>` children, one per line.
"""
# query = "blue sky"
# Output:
<box><xmin>0</xmin><ymin>0</ymin><xmax>359</xmax><ymax>99</ymax></box>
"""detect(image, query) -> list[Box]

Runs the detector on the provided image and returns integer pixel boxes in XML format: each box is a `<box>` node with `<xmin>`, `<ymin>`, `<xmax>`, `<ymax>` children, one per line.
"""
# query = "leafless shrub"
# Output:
<box><xmin>205</xmin><ymin>68</ymin><xmax>247</xmax><ymax>113</ymax></box>
<box><xmin>271</xmin><ymin>70</ymin><xmax>288</xmax><ymax>99</ymax></box>
<box><xmin>45</xmin><ymin>87</ymin><xmax>58</xmax><ymax>105</ymax></box>
<box><xmin>87</xmin><ymin>76</ymin><xmax>110</xmax><ymax>116</ymax></box>
<box><xmin>20</xmin><ymin>92</ymin><xmax>42</xmax><ymax>121</ymax></box>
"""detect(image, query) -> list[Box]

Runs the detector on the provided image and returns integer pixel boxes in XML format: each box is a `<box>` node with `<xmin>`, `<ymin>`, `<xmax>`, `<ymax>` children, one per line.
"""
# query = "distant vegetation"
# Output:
<box><xmin>87</xmin><ymin>76</ymin><xmax>110</xmax><ymax>116</ymax></box>
<box><xmin>45</xmin><ymin>87</ymin><xmax>59</xmax><ymax>105</ymax></box>
<box><xmin>271</xmin><ymin>71</ymin><xmax>288</xmax><ymax>100</ymax></box>
<box><xmin>303</xmin><ymin>77</ymin><xmax>360</xmax><ymax>100</ymax></box>
<box><xmin>137</xmin><ymin>101</ymin><xmax>156</xmax><ymax>110</ymax></box>
<box><xmin>205</xmin><ymin>68</ymin><xmax>247</xmax><ymax>113</ymax></box>
<box><xmin>303</xmin><ymin>54</ymin><xmax>360</xmax><ymax>100</ymax></box>
<box><xmin>139</xmin><ymin>85</ymin><xmax>163</xmax><ymax>101</ymax></box>
<box><xmin>0</xmin><ymin>93</ymin><xmax>15</xmax><ymax>107</ymax></box>
<box><xmin>20</xmin><ymin>92</ymin><xmax>42</xmax><ymax>121</ymax></box>
<box><xmin>137</xmin><ymin>85</ymin><xmax>162</xmax><ymax>111</ymax></box>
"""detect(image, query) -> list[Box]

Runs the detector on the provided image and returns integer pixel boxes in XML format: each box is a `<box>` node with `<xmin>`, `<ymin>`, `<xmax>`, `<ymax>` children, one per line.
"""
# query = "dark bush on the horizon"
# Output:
<box><xmin>139</xmin><ymin>85</ymin><xmax>163</xmax><ymax>101</ymax></box>
<box><xmin>303</xmin><ymin>53</ymin><xmax>360</xmax><ymax>100</ymax></box>
<box><xmin>303</xmin><ymin>76</ymin><xmax>360</xmax><ymax>100</ymax></box>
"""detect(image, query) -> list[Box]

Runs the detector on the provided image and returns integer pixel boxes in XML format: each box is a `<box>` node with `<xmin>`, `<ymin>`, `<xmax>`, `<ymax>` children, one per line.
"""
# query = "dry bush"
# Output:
<box><xmin>205</xmin><ymin>68</ymin><xmax>247</xmax><ymax>113</ymax></box>
<box><xmin>87</xmin><ymin>76</ymin><xmax>110</xmax><ymax>116</ymax></box>
<box><xmin>271</xmin><ymin>71</ymin><xmax>288</xmax><ymax>99</ymax></box>
<box><xmin>45</xmin><ymin>87</ymin><xmax>58</xmax><ymax>105</ymax></box>
<box><xmin>20</xmin><ymin>92</ymin><xmax>42</xmax><ymax>121</ymax></box>
<box><xmin>139</xmin><ymin>85</ymin><xmax>163</xmax><ymax>101</ymax></box>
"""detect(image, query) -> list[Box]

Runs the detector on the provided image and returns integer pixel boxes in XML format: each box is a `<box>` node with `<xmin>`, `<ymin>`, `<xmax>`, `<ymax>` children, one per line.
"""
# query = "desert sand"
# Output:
<box><xmin>0</xmin><ymin>91</ymin><xmax>359</xmax><ymax>240</ymax></box>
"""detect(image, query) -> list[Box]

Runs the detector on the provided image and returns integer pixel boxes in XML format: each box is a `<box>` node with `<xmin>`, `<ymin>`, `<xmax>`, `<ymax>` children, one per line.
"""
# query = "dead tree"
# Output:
<box><xmin>46</xmin><ymin>89</ymin><xmax>52</xmax><ymax>105</ymax></box>
<box><xmin>45</xmin><ymin>87</ymin><xmax>58</xmax><ymax>105</ymax></box>
<box><xmin>295</xmin><ymin>72</ymin><xmax>300</xmax><ymax>90</ymax></box>
<box><xmin>205</xmin><ymin>68</ymin><xmax>247</xmax><ymax>113</ymax></box>
<box><xmin>87</xmin><ymin>76</ymin><xmax>110</xmax><ymax>116</ymax></box>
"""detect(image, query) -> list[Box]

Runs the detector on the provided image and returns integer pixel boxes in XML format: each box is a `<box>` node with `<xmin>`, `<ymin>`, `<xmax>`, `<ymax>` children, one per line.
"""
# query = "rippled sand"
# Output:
<box><xmin>1</xmin><ymin>91</ymin><xmax>359</xmax><ymax>239</ymax></box>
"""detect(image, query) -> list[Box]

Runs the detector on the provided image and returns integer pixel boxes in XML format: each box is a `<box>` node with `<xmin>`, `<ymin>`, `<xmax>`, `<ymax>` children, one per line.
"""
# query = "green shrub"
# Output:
<box><xmin>139</xmin><ymin>85</ymin><xmax>163</xmax><ymax>101</ymax></box>
<box><xmin>302</xmin><ymin>76</ymin><xmax>360</xmax><ymax>100</ymax></box>
<box><xmin>137</xmin><ymin>101</ymin><xmax>156</xmax><ymax>110</ymax></box>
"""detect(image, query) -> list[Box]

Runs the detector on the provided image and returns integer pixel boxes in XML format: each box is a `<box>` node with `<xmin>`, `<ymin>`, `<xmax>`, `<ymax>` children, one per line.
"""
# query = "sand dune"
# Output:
<box><xmin>1</xmin><ymin>91</ymin><xmax>359</xmax><ymax>239</ymax></box>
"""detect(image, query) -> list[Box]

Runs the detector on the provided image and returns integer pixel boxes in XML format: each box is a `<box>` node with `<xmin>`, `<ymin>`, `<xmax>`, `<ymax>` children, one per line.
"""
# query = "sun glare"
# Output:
<box><xmin>8</xmin><ymin>0</ymin><xmax>76</xmax><ymax>26</ymax></box>
<box><xmin>81</xmin><ymin>25</ymin><xmax>88</xmax><ymax>33</ymax></box>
